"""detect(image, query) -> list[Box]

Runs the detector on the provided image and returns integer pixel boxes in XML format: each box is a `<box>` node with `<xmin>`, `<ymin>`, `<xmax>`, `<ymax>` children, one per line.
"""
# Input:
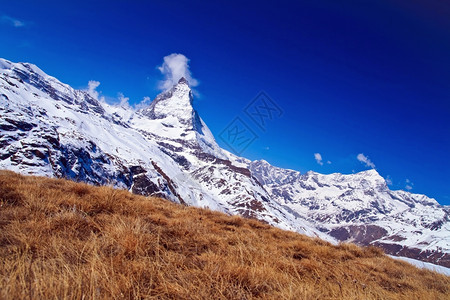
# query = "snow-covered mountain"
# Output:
<box><xmin>1</xmin><ymin>58</ymin><xmax>448</xmax><ymax>267</ymax></box>
<box><xmin>248</xmin><ymin>160</ymin><xmax>449</xmax><ymax>266</ymax></box>
<box><xmin>0</xmin><ymin>58</ymin><xmax>328</xmax><ymax>240</ymax></box>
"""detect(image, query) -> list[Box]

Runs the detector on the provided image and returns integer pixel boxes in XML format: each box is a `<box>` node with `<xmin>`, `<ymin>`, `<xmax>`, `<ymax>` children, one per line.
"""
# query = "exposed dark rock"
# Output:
<box><xmin>131</xmin><ymin>173</ymin><xmax>162</xmax><ymax>197</ymax></box>
<box><xmin>329</xmin><ymin>225</ymin><xmax>388</xmax><ymax>245</ymax></box>
<box><xmin>329</xmin><ymin>227</ymin><xmax>350</xmax><ymax>241</ymax></box>
<box><xmin>4</xmin><ymin>118</ymin><xmax>36</xmax><ymax>131</ymax></box>
<box><xmin>373</xmin><ymin>242</ymin><xmax>450</xmax><ymax>268</ymax></box>
<box><xmin>151</xmin><ymin>161</ymin><xmax>186</xmax><ymax>205</ymax></box>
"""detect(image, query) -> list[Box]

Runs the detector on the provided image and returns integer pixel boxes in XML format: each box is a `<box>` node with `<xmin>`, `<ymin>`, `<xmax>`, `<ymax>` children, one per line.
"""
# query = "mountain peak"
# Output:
<box><xmin>140</xmin><ymin>77</ymin><xmax>194</xmax><ymax>125</ymax></box>
<box><xmin>0</xmin><ymin>58</ymin><xmax>48</xmax><ymax>79</ymax></box>
<box><xmin>178</xmin><ymin>77</ymin><xmax>189</xmax><ymax>85</ymax></box>
<box><xmin>357</xmin><ymin>168</ymin><xmax>382</xmax><ymax>178</ymax></box>
<box><xmin>136</xmin><ymin>73</ymin><xmax>225</xmax><ymax>158</ymax></box>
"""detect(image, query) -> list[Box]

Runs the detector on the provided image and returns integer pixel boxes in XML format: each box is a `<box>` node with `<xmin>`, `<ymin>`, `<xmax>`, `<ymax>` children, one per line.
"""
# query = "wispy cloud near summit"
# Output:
<box><xmin>87</xmin><ymin>80</ymin><xmax>102</xmax><ymax>101</ymax></box>
<box><xmin>357</xmin><ymin>153</ymin><xmax>376</xmax><ymax>169</ymax></box>
<box><xmin>158</xmin><ymin>53</ymin><xmax>198</xmax><ymax>91</ymax></box>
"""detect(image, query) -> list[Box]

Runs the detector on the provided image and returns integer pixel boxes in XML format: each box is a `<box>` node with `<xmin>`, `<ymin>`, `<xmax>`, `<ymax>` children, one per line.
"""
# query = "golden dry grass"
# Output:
<box><xmin>0</xmin><ymin>170</ymin><xmax>448</xmax><ymax>299</ymax></box>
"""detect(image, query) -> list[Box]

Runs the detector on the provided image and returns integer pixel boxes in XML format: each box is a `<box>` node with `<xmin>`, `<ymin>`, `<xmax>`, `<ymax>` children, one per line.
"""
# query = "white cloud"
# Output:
<box><xmin>314</xmin><ymin>153</ymin><xmax>323</xmax><ymax>165</ymax></box>
<box><xmin>386</xmin><ymin>175</ymin><xmax>393</xmax><ymax>186</ymax></box>
<box><xmin>326</xmin><ymin>160</ymin><xmax>332</xmax><ymax>165</ymax></box>
<box><xmin>1</xmin><ymin>15</ymin><xmax>25</xmax><ymax>27</ymax></box>
<box><xmin>405</xmin><ymin>179</ymin><xmax>414</xmax><ymax>191</ymax></box>
<box><xmin>357</xmin><ymin>153</ymin><xmax>376</xmax><ymax>169</ymax></box>
<box><xmin>118</xmin><ymin>93</ymin><xmax>130</xmax><ymax>108</ymax></box>
<box><xmin>134</xmin><ymin>96</ymin><xmax>151</xmax><ymax>110</ymax></box>
<box><xmin>87</xmin><ymin>80</ymin><xmax>101</xmax><ymax>100</ymax></box>
<box><xmin>86</xmin><ymin>81</ymin><xmax>147</xmax><ymax>110</ymax></box>
<box><xmin>86</xmin><ymin>80</ymin><xmax>109</xmax><ymax>103</ymax></box>
<box><xmin>158</xmin><ymin>53</ymin><xmax>198</xmax><ymax>91</ymax></box>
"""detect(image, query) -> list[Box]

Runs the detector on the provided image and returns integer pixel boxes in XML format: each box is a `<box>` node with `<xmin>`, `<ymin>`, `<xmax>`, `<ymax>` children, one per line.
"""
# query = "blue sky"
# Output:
<box><xmin>1</xmin><ymin>0</ymin><xmax>449</xmax><ymax>204</ymax></box>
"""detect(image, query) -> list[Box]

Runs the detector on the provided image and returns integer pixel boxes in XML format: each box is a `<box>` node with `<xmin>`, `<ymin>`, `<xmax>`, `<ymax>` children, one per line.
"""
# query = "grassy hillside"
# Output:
<box><xmin>0</xmin><ymin>171</ymin><xmax>448</xmax><ymax>299</ymax></box>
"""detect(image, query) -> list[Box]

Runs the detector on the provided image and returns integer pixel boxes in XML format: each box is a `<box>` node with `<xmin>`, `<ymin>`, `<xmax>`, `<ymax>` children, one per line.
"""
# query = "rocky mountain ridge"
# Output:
<box><xmin>1</xmin><ymin>58</ymin><xmax>448</xmax><ymax>267</ymax></box>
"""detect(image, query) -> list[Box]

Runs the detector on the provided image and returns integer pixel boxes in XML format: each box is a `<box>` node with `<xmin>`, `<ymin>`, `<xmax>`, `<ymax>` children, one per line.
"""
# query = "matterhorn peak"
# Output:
<box><xmin>136</xmin><ymin>73</ymin><xmax>225</xmax><ymax>158</ymax></box>
<box><xmin>140</xmin><ymin>77</ymin><xmax>194</xmax><ymax>123</ymax></box>
<box><xmin>177</xmin><ymin>77</ymin><xmax>189</xmax><ymax>85</ymax></box>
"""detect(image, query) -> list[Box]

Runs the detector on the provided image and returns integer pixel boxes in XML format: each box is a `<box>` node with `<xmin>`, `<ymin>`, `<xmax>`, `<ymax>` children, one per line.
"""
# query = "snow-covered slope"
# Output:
<box><xmin>390</xmin><ymin>255</ymin><xmax>450</xmax><ymax>276</ymax></box>
<box><xmin>248</xmin><ymin>159</ymin><xmax>450</xmax><ymax>266</ymax></box>
<box><xmin>0</xmin><ymin>58</ymin><xmax>330</xmax><ymax>241</ymax></box>
<box><xmin>1</xmin><ymin>58</ymin><xmax>449</xmax><ymax>267</ymax></box>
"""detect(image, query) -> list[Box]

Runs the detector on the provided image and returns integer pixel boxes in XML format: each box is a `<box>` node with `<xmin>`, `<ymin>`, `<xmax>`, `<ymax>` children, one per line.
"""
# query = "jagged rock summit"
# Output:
<box><xmin>136</xmin><ymin>76</ymin><xmax>224</xmax><ymax>158</ymax></box>
<box><xmin>140</xmin><ymin>77</ymin><xmax>194</xmax><ymax>124</ymax></box>
<box><xmin>1</xmin><ymin>58</ymin><xmax>449</xmax><ymax>268</ymax></box>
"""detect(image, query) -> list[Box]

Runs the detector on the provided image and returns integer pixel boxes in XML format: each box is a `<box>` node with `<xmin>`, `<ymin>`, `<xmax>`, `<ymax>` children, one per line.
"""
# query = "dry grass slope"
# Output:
<box><xmin>0</xmin><ymin>171</ymin><xmax>448</xmax><ymax>299</ymax></box>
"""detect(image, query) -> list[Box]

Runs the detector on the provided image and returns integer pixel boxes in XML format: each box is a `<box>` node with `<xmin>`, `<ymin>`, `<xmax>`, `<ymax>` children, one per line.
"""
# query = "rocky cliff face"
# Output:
<box><xmin>1</xmin><ymin>58</ymin><xmax>448</xmax><ymax>267</ymax></box>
